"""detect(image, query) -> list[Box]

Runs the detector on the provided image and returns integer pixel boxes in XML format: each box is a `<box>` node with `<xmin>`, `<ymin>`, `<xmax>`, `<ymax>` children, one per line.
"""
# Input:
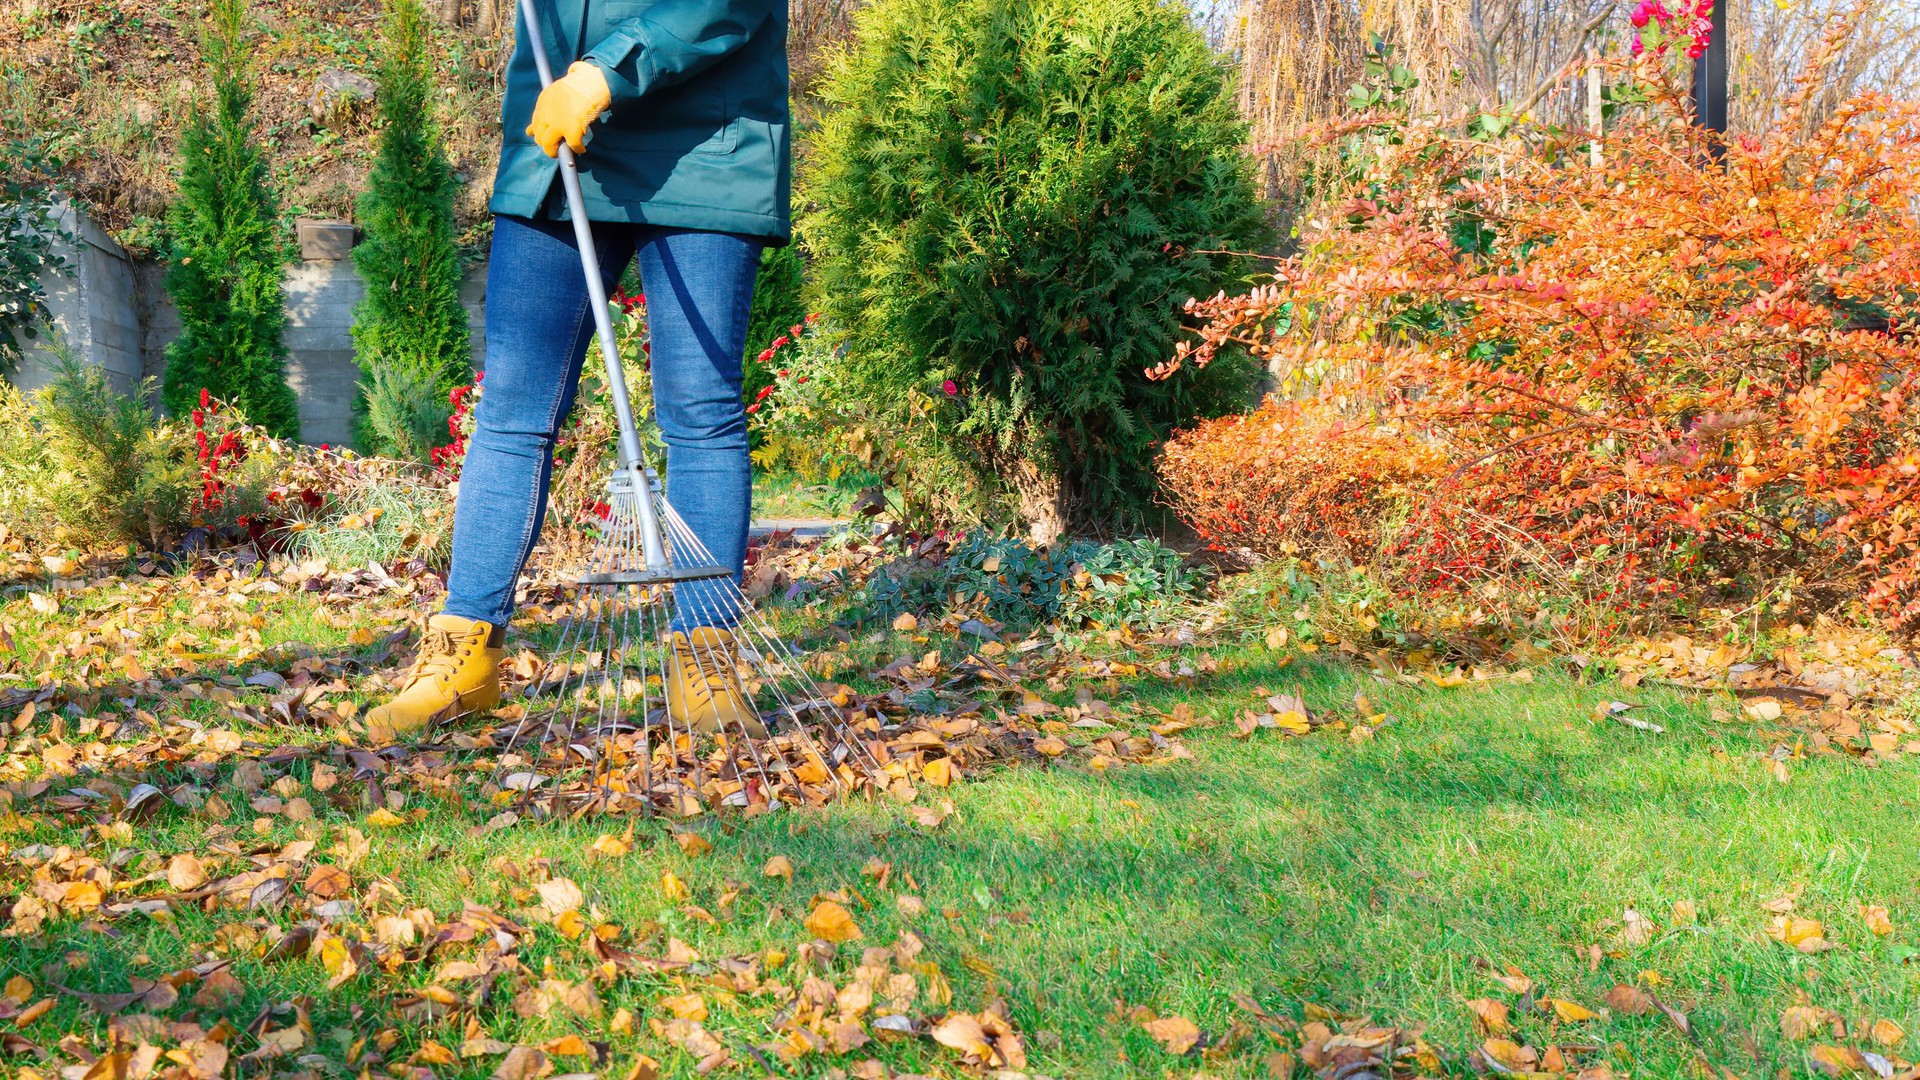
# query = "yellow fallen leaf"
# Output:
<box><xmin>3</xmin><ymin>975</ymin><xmax>31</xmax><ymax>1006</ymax></box>
<box><xmin>661</xmin><ymin>993</ymin><xmax>707</xmax><ymax>1022</ymax></box>
<box><xmin>673</xmin><ymin>832</ymin><xmax>712</xmax><ymax>857</ymax></box>
<box><xmin>804</xmin><ymin>900</ymin><xmax>862</xmax><ymax>943</ymax></box>
<box><xmin>922</xmin><ymin>757</ymin><xmax>954</xmax><ymax>787</ymax></box>
<box><xmin>16</xmin><ymin>998</ymin><xmax>54</xmax><ymax>1026</ymax></box>
<box><xmin>365</xmin><ymin>808</ymin><xmax>407</xmax><ymax>828</ymax></box>
<box><xmin>1872</xmin><ymin>1018</ymin><xmax>1905</xmax><ymax>1047</ymax></box>
<box><xmin>1766</xmin><ymin>915</ymin><xmax>1833</xmax><ymax>953</ymax></box>
<box><xmin>762</xmin><ymin>855</ymin><xmax>794</xmax><ymax>882</ymax></box>
<box><xmin>661</xmin><ymin>870</ymin><xmax>689</xmax><ymax>901</ymax></box>
<box><xmin>1548</xmin><ymin>998</ymin><xmax>1598</xmax><ymax>1023</ymax></box>
<box><xmin>1033</xmin><ymin>737</ymin><xmax>1067</xmax><ymax>757</ymax></box>
<box><xmin>585</xmin><ymin>833</ymin><xmax>631</xmax><ymax>860</ymax></box>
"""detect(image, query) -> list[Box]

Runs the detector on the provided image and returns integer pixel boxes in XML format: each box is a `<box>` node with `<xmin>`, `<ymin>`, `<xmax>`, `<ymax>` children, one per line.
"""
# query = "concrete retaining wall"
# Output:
<box><xmin>12</xmin><ymin>204</ymin><xmax>488</xmax><ymax>448</ymax></box>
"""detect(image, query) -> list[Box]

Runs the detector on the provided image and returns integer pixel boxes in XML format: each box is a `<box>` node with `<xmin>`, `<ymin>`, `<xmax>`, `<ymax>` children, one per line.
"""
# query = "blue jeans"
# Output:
<box><xmin>443</xmin><ymin>213</ymin><xmax>761</xmax><ymax>629</ymax></box>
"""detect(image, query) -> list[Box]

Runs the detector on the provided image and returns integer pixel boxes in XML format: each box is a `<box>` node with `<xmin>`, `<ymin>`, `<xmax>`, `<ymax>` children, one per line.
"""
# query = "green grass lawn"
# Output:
<box><xmin>3</xmin><ymin>568</ymin><xmax>1919</xmax><ymax>1078</ymax></box>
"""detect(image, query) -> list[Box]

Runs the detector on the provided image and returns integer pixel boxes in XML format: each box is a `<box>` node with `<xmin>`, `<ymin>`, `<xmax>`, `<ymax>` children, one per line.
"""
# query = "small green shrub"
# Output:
<box><xmin>804</xmin><ymin>0</ymin><xmax>1269</xmax><ymax>537</ymax></box>
<box><xmin>161</xmin><ymin>0</ymin><xmax>299</xmax><ymax>438</ymax></box>
<box><xmin>861</xmin><ymin>531</ymin><xmax>1205</xmax><ymax>633</ymax></box>
<box><xmin>351</xmin><ymin>0</ymin><xmax>471</xmax><ymax>455</ymax></box>
<box><xmin>0</xmin><ymin>357</ymin><xmax>196</xmax><ymax>549</ymax></box>
<box><xmin>362</xmin><ymin>364</ymin><xmax>451</xmax><ymax>464</ymax></box>
<box><xmin>0</xmin><ymin>135</ymin><xmax>70</xmax><ymax>376</ymax></box>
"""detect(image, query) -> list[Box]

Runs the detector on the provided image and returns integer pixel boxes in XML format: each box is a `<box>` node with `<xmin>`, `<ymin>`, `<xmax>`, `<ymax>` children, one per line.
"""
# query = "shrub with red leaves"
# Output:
<box><xmin>1160</xmin><ymin>29</ymin><xmax>1920</xmax><ymax>631</ymax></box>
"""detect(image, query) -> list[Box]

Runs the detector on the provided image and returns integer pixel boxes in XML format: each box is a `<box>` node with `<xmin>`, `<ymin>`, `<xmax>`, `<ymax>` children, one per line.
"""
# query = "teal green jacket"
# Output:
<box><xmin>489</xmin><ymin>0</ymin><xmax>791</xmax><ymax>243</ymax></box>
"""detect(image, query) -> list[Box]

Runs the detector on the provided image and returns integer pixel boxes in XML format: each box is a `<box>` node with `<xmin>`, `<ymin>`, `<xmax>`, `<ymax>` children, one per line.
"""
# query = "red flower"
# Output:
<box><xmin>199</xmin><ymin>387</ymin><xmax>210</xmax><ymax>409</ymax></box>
<box><xmin>942</xmin><ymin>379</ymin><xmax>959</xmax><ymax>397</ymax></box>
<box><xmin>757</xmin><ymin>349</ymin><xmax>776</xmax><ymax>363</ymax></box>
<box><xmin>755</xmin><ymin>385</ymin><xmax>775</xmax><ymax>402</ymax></box>
<box><xmin>745</xmin><ymin>403</ymin><xmax>761</xmax><ymax>415</ymax></box>
<box><xmin>789</xmin><ymin>323</ymin><xmax>804</xmax><ymax>337</ymax></box>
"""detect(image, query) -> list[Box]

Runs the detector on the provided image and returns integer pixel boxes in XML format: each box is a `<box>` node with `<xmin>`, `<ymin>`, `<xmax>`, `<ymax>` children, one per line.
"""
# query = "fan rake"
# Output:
<box><xmin>475</xmin><ymin>0</ymin><xmax>886</xmax><ymax>816</ymax></box>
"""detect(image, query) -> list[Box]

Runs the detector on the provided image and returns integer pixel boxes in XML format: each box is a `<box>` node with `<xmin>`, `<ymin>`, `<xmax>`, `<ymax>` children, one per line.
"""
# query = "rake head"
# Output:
<box><xmin>480</xmin><ymin>468</ymin><xmax>887</xmax><ymax>816</ymax></box>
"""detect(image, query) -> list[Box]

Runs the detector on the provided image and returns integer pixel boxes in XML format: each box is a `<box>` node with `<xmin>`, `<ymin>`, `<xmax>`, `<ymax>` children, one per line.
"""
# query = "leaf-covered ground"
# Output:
<box><xmin>3</xmin><ymin>549</ymin><xmax>1920</xmax><ymax>1079</ymax></box>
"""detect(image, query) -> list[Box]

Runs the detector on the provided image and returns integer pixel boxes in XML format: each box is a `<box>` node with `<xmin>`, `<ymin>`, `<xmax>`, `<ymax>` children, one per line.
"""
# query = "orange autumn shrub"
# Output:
<box><xmin>1162</xmin><ymin>28</ymin><xmax>1920</xmax><ymax>631</ymax></box>
<box><xmin>1158</xmin><ymin>397</ymin><xmax>1440</xmax><ymax>559</ymax></box>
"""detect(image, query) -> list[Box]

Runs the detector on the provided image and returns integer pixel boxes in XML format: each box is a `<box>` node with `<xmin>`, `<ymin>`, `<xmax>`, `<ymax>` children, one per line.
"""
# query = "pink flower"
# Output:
<box><xmin>772</xmin><ymin>335</ymin><xmax>790</xmax><ymax>349</ymax></box>
<box><xmin>942</xmin><ymin>379</ymin><xmax>959</xmax><ymax>397</ymax></box>
<box><xmin>790</xmin><ymin>324</ymin><xmax>804</xmax><ymax>337</ymax></box>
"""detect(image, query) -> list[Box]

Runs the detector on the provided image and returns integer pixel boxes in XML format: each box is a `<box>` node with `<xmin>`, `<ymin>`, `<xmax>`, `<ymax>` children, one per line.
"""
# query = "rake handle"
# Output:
<box><xmin>516</xmin><ymin>0</ymin><xmax>671</xmax><ymax>572</ymax></box>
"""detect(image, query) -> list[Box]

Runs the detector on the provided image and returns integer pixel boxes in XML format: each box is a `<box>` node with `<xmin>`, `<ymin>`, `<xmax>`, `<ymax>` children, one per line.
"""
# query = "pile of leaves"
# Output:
<box><xmin>1161</xmin><ymin>28</ymin><xmax>1920</xmax><ymax>634</ymax></box>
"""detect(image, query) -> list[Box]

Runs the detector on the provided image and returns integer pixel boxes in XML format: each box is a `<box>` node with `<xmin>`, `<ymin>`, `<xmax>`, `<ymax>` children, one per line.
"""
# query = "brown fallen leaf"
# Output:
<box><xmin>1781</xmin><ymin>1005</ymin><xmax>1838</xmax><ymax>1041</ymax></box>
<box><xmin>167</xmin><ymin>854</ymin><xmax>208</xmax><ymax>891</ymax></box>
<box><xmin>1603</xmin><ymin>984</ymin><xmax>1654</xmax><ymax>1016</ymax></box>
<box><xmin>492</xmin><ymin>1046</ymin><xmax>552</xmax><ymax>1080</ymax></box>
<box><xmin>763</xmin><ymin>856</ymin><xmax>794</xmax><ymax>882</ymax></box>
<box><xmin>672</xmin><ymin>832</ymin><xmax>711</xmax><ymax>857</ymax></box>
<box><xmin>1861</xmin><ymin>904</ymin><xmax>1895</xmax><ymax>937</ymax></box>
<box><xmin>1140</xmin><ymin>1014</ymin><xmax>1201</xmax><ymax>1055</ymax></box>
<box><xmin>535</xmin><ymin>878</ymin><xmax>584</xmax><ymax>918</ymax></box>
<box><xmin>1872</xmin><ymin>1019</ymin><xmax>1906</xmax><ymax>1048</ymax></box>
<box><xmin>1808</xmin><ymin>1044</ymin><xmax>1868</xmax><ymax>1076</ymax></box>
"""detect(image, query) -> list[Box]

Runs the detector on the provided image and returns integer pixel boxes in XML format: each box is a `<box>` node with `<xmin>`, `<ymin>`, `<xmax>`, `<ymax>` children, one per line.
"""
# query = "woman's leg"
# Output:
<box><xmin>443</xmin><ymin>213</ymin><xmax>639</xmax><ymax>626</ymax></box>
<box><xmin>635</xmin><ymin>227</ymin><xmax>763</xmax><ymax>630</ymax></box>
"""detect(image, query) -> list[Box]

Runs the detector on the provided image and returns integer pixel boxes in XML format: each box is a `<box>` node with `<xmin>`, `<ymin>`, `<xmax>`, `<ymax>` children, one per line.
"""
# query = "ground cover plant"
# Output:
<box><xmin>2</xmin><ymin>530</ymin><xmax>1920</xmax><ymax>1079</ymax></box>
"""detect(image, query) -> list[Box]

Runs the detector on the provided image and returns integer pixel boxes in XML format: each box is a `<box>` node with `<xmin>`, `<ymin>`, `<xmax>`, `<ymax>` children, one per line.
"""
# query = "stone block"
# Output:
<box><xmin>297</xmin><ymin>219</ymin><xmax>358</xmax><ymax>261</ymax></box>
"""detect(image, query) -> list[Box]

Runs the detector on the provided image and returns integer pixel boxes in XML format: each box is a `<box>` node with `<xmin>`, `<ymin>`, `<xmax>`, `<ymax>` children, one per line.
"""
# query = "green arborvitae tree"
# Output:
<box><xmin>803</xmin><ymin>0</ymin><xmax>1270</xmax><ymax>537</ymax></box>
<box><xmin>162</xmin><ymin>0</ymin><xmax>300</xmax><ymax>439</ymax></box>
<box><xmin>352</xmin><ymin>0</ymin><xmax>469</xmax><ymax>456</ymax></box>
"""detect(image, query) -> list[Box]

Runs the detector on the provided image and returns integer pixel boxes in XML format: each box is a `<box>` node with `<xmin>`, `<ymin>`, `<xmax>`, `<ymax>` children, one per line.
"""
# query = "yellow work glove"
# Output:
<box><xmin>527</xmin><ymin>61</ymin><xmax>612</xmax><ymax>157</ymax></box>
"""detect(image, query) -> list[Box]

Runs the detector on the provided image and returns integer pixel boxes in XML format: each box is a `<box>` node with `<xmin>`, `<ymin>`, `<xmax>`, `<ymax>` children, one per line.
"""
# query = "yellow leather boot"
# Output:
<box><xmin>666</xmin><ymin>627</ymin><xmax>767</xmax><ymax>737</ymax></box>
<box><xmin>364</xmin><ymin>614</ymin><xmax>503</xmax><ymax>744</ymax></box>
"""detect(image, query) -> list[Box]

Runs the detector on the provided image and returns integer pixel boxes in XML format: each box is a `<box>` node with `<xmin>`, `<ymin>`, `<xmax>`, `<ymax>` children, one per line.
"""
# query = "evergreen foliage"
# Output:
<box><xmin>352</xmin><ymin>0</ymin><xmax>470</xmax><ymax>454</ymax></box>
<box><xmin>0</xmin><ymin>351</ymin><xmax>197</xmax><ymax>550</ymax></box>
<box><xmin>802</xmin><ymin>0</ymin><xmax>1268</xmax><ymax>534</ymax></box>
<box><xmin>161</xmin><ymin>0</ymin><xmax>300</xmax><ymax>439</ymax></box>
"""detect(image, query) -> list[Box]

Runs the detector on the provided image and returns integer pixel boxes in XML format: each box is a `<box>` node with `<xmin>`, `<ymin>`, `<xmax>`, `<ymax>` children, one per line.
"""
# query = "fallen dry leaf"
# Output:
<box><xmin>1140</xmin><ymin>1014</ymin><xmax>1201</xmax><ymax>1055</ymax></box>
<box><xmin>1861</xmin><ymin>904</ymin><xmax>1894</xmax><ymax>937</ymax></box>
<box><xmin>804</xmin><ymin>900</ymin><xmax>862</xmax><ymax>943</ymax></box>
<box><xmin>1465</xmin><ymin>998</ymin><xmax>1510</xmax><ymax>1035</ymax></box>
<box><xmin>1767</xmin><ymin>915</ymin><xmax>1834</xmax><ymax>953</ymax></box>
<box><xmin>763</xmin><ymin>856</ymin><xmax>794</xmax><ymax>882</ymax></box>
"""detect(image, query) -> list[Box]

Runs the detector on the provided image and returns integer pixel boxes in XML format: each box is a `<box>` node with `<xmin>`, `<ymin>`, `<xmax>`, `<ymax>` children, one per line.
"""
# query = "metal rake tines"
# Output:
<box><xmin>480</xmin><ymin>477</ymin><xmax>890</xmax><ymax>817</ymax></box>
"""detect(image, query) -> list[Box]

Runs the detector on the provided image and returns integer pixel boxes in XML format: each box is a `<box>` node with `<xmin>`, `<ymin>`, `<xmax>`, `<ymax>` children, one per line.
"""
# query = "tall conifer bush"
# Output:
<box><xmin>162</xmin><ymin>0</ymin><xmax>299</xmax><ymax>439</ymax></box>
<box><xmin>352</xmin><ymin>0</ymin><xmax>469</xmax><ymax>457</ymax></box>
<box><xmin>803</xmin><ymin>0</ymin><xmax>1268</xmax><ymax>538</ymax></box>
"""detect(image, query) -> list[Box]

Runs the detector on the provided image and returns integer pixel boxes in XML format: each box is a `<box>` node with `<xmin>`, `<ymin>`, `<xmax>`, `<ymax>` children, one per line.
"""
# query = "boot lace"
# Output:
<box><xmin>409</xmin><ymin>627</ymin><xmax>466</xmax><ymax>686</ymax></box>
<box><xmin>677</xmin><ymin>636</ymin><xmax>737</xmax><ymax>694</ymax></box>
